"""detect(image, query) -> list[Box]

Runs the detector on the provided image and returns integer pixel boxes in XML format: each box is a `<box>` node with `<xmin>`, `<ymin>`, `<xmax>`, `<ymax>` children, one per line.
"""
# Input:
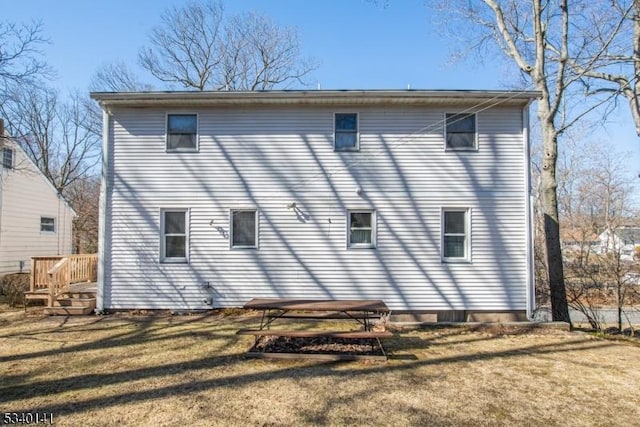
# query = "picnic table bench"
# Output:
<box><xmin>237</xmin><ymin>298</ymin><xmax>392</xmax><ymax>360</ymax></box>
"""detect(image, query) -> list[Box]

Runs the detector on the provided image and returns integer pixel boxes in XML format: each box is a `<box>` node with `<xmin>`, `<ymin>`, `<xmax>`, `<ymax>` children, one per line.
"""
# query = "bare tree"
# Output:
<box><xmin>90</xmin><ymin>61</ymin><xmax>153</xmax><ymax>92</ymax></box>
<box><xmin>558</xmin><ymin>140</ymin><xmax>638</xmax><ymax>331</ymax></box>
<box><xmin>220</xmin><ymin>12</ymin><xmax>316</xmax><ymax>90</ymax></box>
<box><xmin>138</xmin><ymin>0</ymin><xmax>317</xmax><ymax>91</ymax></box>
<box><xmin>0</xmin><ymin>20</ymin><xmax>52</xmax><ymax>95</ymax></box>
<box><xmin>66</xmin><ymin>176</ymin><xmax>100</xmax><ymax>253</ymax></box>
<box><xmin>565</xmin><ymin>1</ymin><xmax>640</xmax><ymax>138</ymax></box>
<box><xmin>139</xmin><ymin>1</ymin><xmax>224</xmax><ymax>90</ymax></box>
<box><xmin>0</xmin><ymin>86</ymin><xmax>101</xmax><ymax>194</ymax></box>
<box><xmin>0</xmin><ymin>20</ymin><xmax>101</xmax><ymax>254</ymax></box>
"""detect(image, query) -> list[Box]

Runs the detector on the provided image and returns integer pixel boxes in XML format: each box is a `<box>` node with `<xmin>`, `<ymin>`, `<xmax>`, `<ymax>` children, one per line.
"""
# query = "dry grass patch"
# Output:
<box><xmin>1</xmin><ymin>306</ymin><xmax>639</xmax><ymax>426</ymax></box>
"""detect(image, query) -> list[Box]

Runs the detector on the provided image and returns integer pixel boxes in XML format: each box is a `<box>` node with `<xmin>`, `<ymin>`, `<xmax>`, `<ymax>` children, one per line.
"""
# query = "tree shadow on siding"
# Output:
<box><xmin>362</xmin><ymin>127</ymin><xmax>460</xmax><ymax>311</ymax></box>
<box><xmin>108</xmin><ymin>106</ymin><xmax>526</xmax><ymax>314</ymax></box>
<box><xmin>208</xmin><ymin>133</ymin><xmax>336</xmax><ymax>299</ymax></box>
<box><xmin>445</xmin><ymin>111</ymin><xmax>522</xmax><ymax>311</ymax></box>
<box><xmin>110</xmin><ymin>171</ymin><xmax>211</xmax><ymax>309</ymax></box>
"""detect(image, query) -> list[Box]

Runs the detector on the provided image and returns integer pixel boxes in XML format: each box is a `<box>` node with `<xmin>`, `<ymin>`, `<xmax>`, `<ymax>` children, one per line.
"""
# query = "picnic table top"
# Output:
<box><xmin>243</xmin><ymin>298</ymin><xmax>390</xmax><ymax>313</ymax></box>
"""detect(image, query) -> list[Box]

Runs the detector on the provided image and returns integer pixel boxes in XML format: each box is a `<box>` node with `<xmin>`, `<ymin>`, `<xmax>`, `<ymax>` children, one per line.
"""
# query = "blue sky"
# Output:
<box><xmin>3</xmin><ymin>0</ymin><xmax>503</xmax><ymax>91</ymax></box>
<box><xmin>3</xmin><ymin>0</ymin><xmax>640</xmax><ymax>198</ymax></box>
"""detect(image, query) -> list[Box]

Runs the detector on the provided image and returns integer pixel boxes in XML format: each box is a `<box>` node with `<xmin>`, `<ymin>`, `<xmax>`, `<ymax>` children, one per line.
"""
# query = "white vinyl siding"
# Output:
<box><xmin>103</xmin><ymin>105</ymin><xmax>528</xmax><ymax>311</ymax></box>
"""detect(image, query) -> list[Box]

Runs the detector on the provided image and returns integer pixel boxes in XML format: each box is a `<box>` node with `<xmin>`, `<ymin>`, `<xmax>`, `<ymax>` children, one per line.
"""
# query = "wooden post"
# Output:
<box><xmin>30</xmin><ymin>258</ymin><xmax>36</xmax><ymax>293</ymax></box>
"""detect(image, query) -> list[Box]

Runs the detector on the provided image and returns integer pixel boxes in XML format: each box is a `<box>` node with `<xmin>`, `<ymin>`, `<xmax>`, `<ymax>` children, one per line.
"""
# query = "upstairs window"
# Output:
<box><xmin>40</xmin><ymin>217</ymin><xmax>55</xmax><ymax>233</ymax></box>
<box><xmin>3</xmin><ymin>147</ymin><xmax>13</xmax><ymax>169</ymax></box>
<box><xmin>348</xmin><ymin>210</ymin><xmax>375</xmax><ymax>248</ymax></box>
<box><xmin>442</xmin><ymin>208</ymin><xmax>470</xmax><ymax>262</ymax></box>
<box><xmin>445</xmin><ymin>113</ymin><xmax>477</xmax><ymax>150</ymax></box>
<box><xmin>231</xmin><ymin>209</ymin><xmax>258</xmax><ymax>249</ymax></box>
<box><xmin>161</xmin><ymin>209</ymin><xmax>189</xmax><ymax>263</ymax></box>
<box><xmin>167</xmin><ymin>114</ymin><xmax>198</xmax><ymax>151</ymax></box>
<box><xmin>334</xmin><ymin>113</ymin><xmax>359</xmax><ymax>151</ymax></box>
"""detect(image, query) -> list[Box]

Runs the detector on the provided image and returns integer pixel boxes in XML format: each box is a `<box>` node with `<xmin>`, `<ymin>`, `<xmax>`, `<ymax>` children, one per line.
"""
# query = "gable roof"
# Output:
<box><xmin>90</xmin><ymin>89</ymin><xmax>541</xmax><ymax>109</ymax></box>
<box><xmin>560</xmin><ymin>227</ymin><xmax>599</xmax><ymax>243</ymax></box>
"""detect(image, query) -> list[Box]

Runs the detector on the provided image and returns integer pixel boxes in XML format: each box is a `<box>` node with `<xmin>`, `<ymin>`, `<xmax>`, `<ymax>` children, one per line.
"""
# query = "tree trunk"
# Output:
<box><xmin>618</xmin><ymin>304</ymin><xmax>622</xmax><ymax>332</ymax></box>
<box><xmin>539</xmin><ymin>117</ymin><xmax>572</xmax><ymax>324</ymax></box>
<box><xmin>633</xmin><ymin>0</ymin><xmax>640</xmax><ymax>138</ymax></box>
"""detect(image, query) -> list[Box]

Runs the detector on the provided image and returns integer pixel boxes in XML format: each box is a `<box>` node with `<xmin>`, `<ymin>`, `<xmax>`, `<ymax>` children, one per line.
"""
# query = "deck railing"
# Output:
<box><xmin>30</xmin><ymin>254</ymin><xmax>98</xmax><ymax>299</ymax></box>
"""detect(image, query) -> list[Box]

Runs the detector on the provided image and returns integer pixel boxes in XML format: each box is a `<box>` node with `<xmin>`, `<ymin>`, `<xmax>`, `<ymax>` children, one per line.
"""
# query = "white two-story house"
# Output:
<box><xmin>91</xmin><ymin>90</ymin><xmax>539</xmax><ymax>321</ymax></box>
<box><xmin>0</xmin><ymin>124</ymin><xmax>75</xmax><ymax>275</ymax></box>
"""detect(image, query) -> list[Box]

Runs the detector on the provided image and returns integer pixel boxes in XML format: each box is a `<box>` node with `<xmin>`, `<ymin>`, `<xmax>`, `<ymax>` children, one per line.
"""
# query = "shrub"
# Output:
<box><xmin>0</xmin><ymin>273</ymin><xmax>30</xmax><ymax>307</ymax></box>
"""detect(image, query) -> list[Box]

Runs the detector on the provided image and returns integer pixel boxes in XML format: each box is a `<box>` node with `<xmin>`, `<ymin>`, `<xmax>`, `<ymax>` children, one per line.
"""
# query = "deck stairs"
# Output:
<box><xmin>25</xmin><ymin>255</ymin><xmax>98</xmax><ymax>315</ymax></box>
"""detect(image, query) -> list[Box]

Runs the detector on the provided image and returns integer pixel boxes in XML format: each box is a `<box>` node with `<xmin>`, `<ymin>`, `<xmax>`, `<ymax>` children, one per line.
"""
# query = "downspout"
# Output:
<box><xmin>523</xmin><ymin>103</ymin><xmax>536</xmax><ymax>320</ymax></box>
<box><xmin>96</xmin><ymin>108</ymin><xmax>110</xmax><ymax>313</ymax></box>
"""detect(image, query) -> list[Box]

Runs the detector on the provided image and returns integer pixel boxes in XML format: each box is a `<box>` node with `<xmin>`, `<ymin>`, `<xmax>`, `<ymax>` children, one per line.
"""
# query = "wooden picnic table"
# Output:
<box><xmin>242</xmin><ymin>297</ymin><xmax>390</xmax><ymax>331</ymax></box>
<box><xmin>242</xmin><ymin>298</ymin><xmax>390</xmax><ymax>312</ymax></box>
<box><xmin>237</xmin><ymin>298</ymin><xmax>393</xmax><ymax>360</ymax></box>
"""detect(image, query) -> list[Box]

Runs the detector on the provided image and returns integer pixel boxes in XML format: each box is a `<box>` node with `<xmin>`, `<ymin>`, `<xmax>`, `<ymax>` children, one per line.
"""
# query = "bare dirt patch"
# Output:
<box><xmin>251</xmin><ymin>336</ymin><xmax>384</xmax><ymax>356</ymax></box>
<box><xmin>1</xmin><ymin>305</ymin><xmax>639</xmax><ymax>426</ymax></box>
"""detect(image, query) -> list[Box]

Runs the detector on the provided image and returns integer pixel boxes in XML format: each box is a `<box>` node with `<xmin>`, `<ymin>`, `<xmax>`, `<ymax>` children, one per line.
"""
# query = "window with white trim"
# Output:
<box><xmin>348</xmin><ymin>210</ymin><xmax>375</xmax><ymax>248</ymax></box>
<box><xmin>3</xmin><ymin>147</ymin><xmax>14</xmax><ymax>169</ymax></box>
<box><xmin>161</xmin><ymin>209</ymin><xmax>188</xmax><ymax>262</ymax></box>
<box><xmin>167</xmin><ymin>114</ymin><xmax>198</xmax><ymax>151</ymax></box>
<box><xmin>334</xmin><ymin>113</ymin><xmax>359</xmax><ymax>151</ymax></box>
<box><xmin>445</xmin><ymin>113</ymin><xmax>477</xmax><ymax>150</ymax></box>
<box><xmin>231</xmin><ymin>209</ymin><xmax>258</xmax><ymax>248</ymax></box>
<box><xmin>442</xmin><ymin>208</ymin><xmax>470</xmax><ymax>262</ymax></box>
<box><xmin>40</xmin><ymin>217</ymin><xmax>55</xmax><ymax>233</ymax></box>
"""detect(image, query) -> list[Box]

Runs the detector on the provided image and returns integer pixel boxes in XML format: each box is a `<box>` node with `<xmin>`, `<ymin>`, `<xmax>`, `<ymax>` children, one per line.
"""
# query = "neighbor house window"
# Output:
<box><xmin>348</xmin><ymin>210</ymin><xmax>375</xmax><ymax>248</ymax></box>
<box><xmin>167</xmin><ymin>114</ymin><xmax>198</xmax><ymax>151</ymax></box>
<box><xmin>161</xmin><ymin>209</ymin><xmax>188</xmax><ymax>262</ymax></box>
<box><xmin>442</xmin><ymin>208</ymin><xmax>470</xmax><ymax>262</ymax></box>
<box><xmin>334</xmin><ymin>113</ymin><xmax>359</xmax><ymax>151</ymax></box>
<box><xmin>40</xmin><ymin>217</ymin><xmax>55</xmax><ymax>233</ymax></box>
<box><xmin>231</xmin><ymin>209</ymin><xmax>258</xmax><ymax>249</ymax></box>
<box><xmin>3</xmin><ymin>147</ymin><xmax>13</xmax><ymax>169</ymax></box>
<box><xmin>445</xmin><ymin>113</ymin><xmax>477</xmax><ymax>150</ymax></box>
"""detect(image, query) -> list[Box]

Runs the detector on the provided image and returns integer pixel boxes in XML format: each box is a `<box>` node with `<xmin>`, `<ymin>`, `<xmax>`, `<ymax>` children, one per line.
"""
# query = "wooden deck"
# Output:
<box><xmin>25</xmin><ymin>254</ymin><xmax>98</xmax><ymax>315</ymax></box>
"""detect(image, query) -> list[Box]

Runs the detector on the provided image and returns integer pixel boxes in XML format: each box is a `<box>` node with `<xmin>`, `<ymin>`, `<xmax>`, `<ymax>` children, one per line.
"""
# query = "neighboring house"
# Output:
<box><xmin>0</xmin><ymin>125</ymin><xmax>76</xmax><ymax>275</ymax></box>
<box><xmin>91</xmin><ymin>90</ymin><xmax>539</xmax><ymax>321</ymax></box>
<box><xmin>560</xmin><ymin>227</ymin><xmax>599</xmax><ymax>253</ymax></box>
<box><xmin>598</xmin><ymin>227</ymin><xmax>640</xmax><ymax>260</ymax></box>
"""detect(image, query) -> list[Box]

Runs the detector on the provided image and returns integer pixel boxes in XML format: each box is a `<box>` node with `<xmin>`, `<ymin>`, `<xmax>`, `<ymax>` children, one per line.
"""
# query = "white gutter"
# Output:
<box><xmin>96</xmin><ymin>109</ymin><xmax>110</xmax><ymax>313</ymax></box>
<box><xmin>90</xmin><ymin>89</ymin><xmax>542</xmax><ymax>108</ymax></box>
<box><xmin>523</xmin><ymin>103</ymin><xmax>536</xmax><ymax>320</ymax></box>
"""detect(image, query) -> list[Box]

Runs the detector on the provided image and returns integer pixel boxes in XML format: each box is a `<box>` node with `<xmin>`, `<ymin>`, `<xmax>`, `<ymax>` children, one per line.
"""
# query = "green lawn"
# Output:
<box><xmin>1</xmin><ymin>307</ymin><xmax>639</xmax><ymax>426</ymax></box>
